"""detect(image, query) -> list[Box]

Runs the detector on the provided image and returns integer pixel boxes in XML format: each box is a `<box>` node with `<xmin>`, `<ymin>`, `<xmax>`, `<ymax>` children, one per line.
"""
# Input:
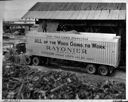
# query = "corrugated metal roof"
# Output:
<box><xmin>23</xmin><ymin>2</ymin><xmax>126</xmax><ymax>20</ymax></box>
<box><xmin>29</xmin><ymin>2</ymin><xmax>126</xmax><ymax>11</ymax></box>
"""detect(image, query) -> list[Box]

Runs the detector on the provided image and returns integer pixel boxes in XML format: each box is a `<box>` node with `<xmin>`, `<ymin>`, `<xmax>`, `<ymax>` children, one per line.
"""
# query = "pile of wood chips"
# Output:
<box><xmin>2</xmin><ymin>64</ymin><xmax>125</xmax><ymax>99</ymax></box>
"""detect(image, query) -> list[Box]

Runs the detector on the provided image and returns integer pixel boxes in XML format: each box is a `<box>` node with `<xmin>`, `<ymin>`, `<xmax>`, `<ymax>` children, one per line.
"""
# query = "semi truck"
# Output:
<box><xmin>25</xmin><ymin>31</ymin><xmax>121</xmax><ymax>76</ymax></box>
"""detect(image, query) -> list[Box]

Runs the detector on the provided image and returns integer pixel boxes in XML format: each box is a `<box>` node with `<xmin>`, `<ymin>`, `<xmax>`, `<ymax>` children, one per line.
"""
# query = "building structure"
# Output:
<box><xmin>23</xmin><ymin>2</ymin><xmax>126</xmax><ymax>66</ymax></box>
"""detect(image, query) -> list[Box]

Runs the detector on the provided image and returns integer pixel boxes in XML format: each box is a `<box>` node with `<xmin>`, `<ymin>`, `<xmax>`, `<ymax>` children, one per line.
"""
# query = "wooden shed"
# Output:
<box><xmin>23</xmin><ymin>2</ymin><xmax>126</xmax><ymax>66</ymax></box>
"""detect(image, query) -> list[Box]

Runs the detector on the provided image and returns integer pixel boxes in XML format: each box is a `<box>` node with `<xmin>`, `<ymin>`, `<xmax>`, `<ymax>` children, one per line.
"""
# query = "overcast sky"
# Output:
<box><xmin>0</xmin><ymin>0</ymin><xmax>126</xmax><ymax>21</ymax></box>
<box><xmin>1</xmin><ymin>0</ymin><xmax>45</xmax><ymax>20</ymax></box>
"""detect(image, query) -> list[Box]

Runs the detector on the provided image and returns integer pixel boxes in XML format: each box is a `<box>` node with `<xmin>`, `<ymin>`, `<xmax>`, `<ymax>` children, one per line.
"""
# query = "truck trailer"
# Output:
<box><xmin>25</xmin><ymin>31</ymin><xmax>121</xmax><ymax>76</ymax></box>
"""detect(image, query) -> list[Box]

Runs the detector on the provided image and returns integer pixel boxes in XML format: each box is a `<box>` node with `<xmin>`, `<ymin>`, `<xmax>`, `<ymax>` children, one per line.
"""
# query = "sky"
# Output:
<box><xmin>0</xmin><ymin>0</ymin><xmax>127</xmax><ymax>21</ymax></box>
<box><xmin>0</xmin><ymin>0</ymin><xmax>44</xmax><ymax>20</ymax></box>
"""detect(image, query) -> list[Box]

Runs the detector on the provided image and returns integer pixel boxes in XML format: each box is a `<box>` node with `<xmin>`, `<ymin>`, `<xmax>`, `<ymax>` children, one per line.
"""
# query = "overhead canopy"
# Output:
<box><xmin>23</xmin><ymin>2</ymin><xmax>126</xmax><ymax>20</ymax></box>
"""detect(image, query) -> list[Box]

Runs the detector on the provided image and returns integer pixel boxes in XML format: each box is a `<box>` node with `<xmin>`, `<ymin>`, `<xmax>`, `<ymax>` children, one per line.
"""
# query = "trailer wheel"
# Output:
<box><xmin>98</xmin><ymin>65</ymin><xmax>109</xmax><ymax>76</ymax></box>
<box><xmin>25</xmin><ymin>56</ymin><xmax>31</xmax><ymax>65</ymax></box>
<box><xmin>32</xmin><ymin>57</ymin><xmax>40</xmax><ymax>66</ymax></box>
<box><xmin>86</xmin><ymin>64</ymin><xmax>96</xmax><ymax>74</ymax></box>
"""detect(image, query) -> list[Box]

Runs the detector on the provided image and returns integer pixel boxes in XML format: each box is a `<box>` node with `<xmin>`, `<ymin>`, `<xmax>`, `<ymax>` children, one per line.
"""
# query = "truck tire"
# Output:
<box><xmin>25</xmin><ymin>56</ymin><xmax>31</xmax><ymax>65</ymax></box>
<box><xmin>32</xmin><ymin>57</ymin><xmax>40</xmax><ymax>66</ymax></box>
<box><xmin>98</xmin><ymin>65</ymin><xmax>109</xmax><ymax>76</ymax></box>
<box><xmin>86</xmin><ymin>64</ymin><xmax>96</xmax><ymax>74</ymax></box>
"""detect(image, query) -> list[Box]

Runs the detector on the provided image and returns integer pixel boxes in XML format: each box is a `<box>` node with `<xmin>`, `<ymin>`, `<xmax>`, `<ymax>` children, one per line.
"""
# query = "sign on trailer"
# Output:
<box><xmin>26</xmin><ymin>31</ymin><xmax>120</xmax><ymax>68</ymax></box>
